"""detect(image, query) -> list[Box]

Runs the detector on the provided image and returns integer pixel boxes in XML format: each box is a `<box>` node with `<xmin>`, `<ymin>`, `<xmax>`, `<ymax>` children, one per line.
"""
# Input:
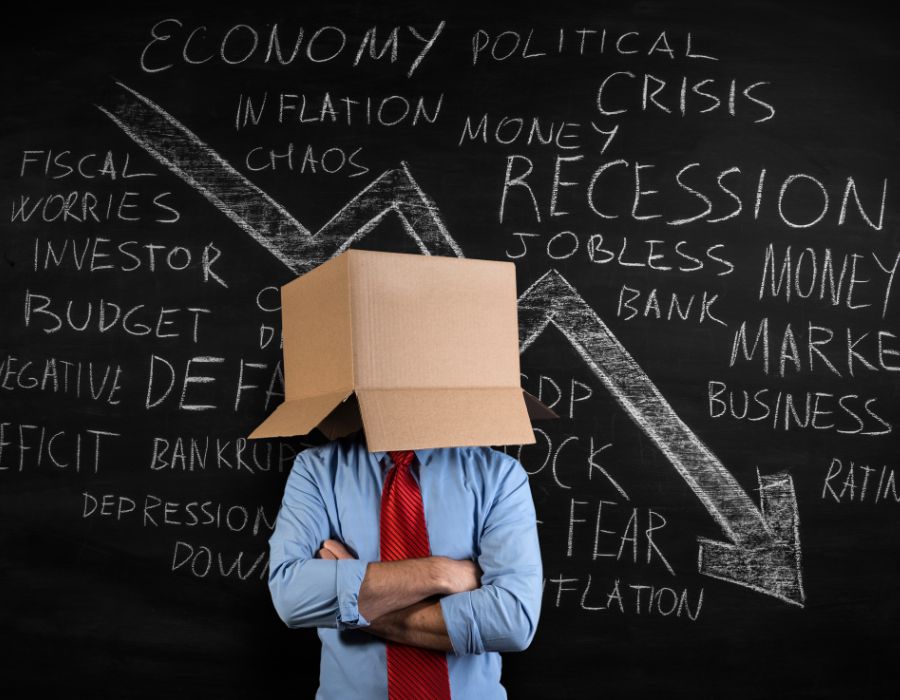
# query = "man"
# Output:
<box><xmin>267</xmin><ymin>427</ymin><xmax>543</xmax><ymax>699</ymax></box>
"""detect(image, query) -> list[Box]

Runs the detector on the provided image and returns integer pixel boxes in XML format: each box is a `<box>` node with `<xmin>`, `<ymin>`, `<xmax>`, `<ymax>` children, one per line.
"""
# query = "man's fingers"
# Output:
<box><xmin>318</xmin><ymin>547</ymin><xmax>337</xmax><ymax>560</ymax></box>
<box><xmin>322</xmin><ymin>538</ymin><xmax>354</xmax><ymax>559</ymax></box>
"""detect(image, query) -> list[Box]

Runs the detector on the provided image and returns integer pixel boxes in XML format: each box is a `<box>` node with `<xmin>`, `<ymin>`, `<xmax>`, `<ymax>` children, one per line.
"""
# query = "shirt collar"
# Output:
<box><xmin>370</xmin><ymin>446</ymin><xmax>438</xmax><ymax>469</ymax></box>
<box><xmin>354</xmin><ymin>429</ymin><xmax>438</xmax><ymax>468</ymax></box>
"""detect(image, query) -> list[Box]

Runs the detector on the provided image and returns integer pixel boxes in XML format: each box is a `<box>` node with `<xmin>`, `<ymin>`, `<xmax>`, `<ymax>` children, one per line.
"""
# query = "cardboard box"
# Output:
<box><xmin>247</xmin><ymin>248</ymin><xmax>558</xmax><ymax>451</ymax></box>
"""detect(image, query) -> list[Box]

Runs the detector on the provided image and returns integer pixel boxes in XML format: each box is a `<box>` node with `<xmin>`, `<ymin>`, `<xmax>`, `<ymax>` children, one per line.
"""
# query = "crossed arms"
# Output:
<box><xmin>267</xmin><ymin>452</ymin><xmax>543</xmax><ymax>655</ymax></box>
<box><xmin>318</xmin><ymin>538</ymin><xmax>480</xmax><ymax>651</ymax></box>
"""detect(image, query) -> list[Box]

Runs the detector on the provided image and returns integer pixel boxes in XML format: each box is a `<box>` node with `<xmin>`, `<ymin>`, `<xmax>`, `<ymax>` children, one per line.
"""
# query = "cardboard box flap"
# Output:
<box><xmin>356</xmin><ymin>386</ymin><xmax>537</xmax><ymax>451</ymax></box>
<box><xmin>317</xmin><ymin>392</ymin><xmax>364</xmax><ymax>440</ymax></box>
<box><xmin>522</xmin><ymin>389</ymin><xmax>559</xmax><ymax>419</ymax></box>
<box><xmin>247</xmin><ymin>388</ymin><xmax>353</xmax><ymax>439</ymax></box>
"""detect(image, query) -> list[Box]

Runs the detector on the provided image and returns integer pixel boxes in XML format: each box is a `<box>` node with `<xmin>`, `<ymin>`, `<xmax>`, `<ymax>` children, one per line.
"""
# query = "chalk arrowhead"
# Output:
<box><xmin>697</xmin><ymin>470</ymin><xmax>805</xmax><ymax>607</ymax></box>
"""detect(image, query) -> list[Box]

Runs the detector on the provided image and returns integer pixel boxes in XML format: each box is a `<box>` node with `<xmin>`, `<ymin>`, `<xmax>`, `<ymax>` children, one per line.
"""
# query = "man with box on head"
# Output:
<box><xmin>249</xmin><ymin>249</ymin><xmax>558</xmax><ymax>699</ymax></box>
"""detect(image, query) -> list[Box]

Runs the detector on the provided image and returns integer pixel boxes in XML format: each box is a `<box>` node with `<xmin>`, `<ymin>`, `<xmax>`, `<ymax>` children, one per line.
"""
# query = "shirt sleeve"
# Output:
<box><xmin>438</xmin><ymin>455</ymin><xmax>543</xmax><ymax>655</ymax></box>
<box><xmin>267</xmin><ymin>451</ymin><xmax>371</xmax><ymax>630</ymax></box>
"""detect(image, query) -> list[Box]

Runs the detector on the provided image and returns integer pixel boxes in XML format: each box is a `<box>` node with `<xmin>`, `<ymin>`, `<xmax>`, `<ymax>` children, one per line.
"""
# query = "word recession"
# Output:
<box><xmin>500</xmin><ymin>158</ymin><xmax>887</xmax><ymax>231</ymax></box>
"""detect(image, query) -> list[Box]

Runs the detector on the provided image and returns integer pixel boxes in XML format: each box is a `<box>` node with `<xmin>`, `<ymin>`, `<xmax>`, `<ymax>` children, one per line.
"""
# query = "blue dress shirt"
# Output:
<box><xmin>267</xmin><ymin>429</ymin><xmax>543</xmax><ymax>699</ymax></box>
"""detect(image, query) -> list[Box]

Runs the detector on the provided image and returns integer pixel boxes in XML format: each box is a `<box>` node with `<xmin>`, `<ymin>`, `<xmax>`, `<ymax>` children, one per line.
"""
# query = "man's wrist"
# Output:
<box><xmin>429</xmin><ymin>556</ymin><xmax>451</xmax><ymax>596</ymax></box>
<box><xmin>366</xmin><ymin>607</ymin><xmax>397</xmax><ymax>636</ymax></box>
<box><xmin>365</xmin><ymin>600</ymin><xmax>454</xmax><ymax>652</ymax></box>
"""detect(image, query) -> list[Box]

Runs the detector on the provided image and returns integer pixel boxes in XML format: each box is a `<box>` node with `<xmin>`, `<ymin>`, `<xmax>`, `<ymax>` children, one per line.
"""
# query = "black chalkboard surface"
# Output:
<box><xmin>2</xmin><ymin>1</ymin><xmax>898</xmax><ymax>698</ymax></box>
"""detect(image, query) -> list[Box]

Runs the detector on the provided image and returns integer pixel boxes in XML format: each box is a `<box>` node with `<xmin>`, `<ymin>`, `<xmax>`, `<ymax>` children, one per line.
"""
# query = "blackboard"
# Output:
<box><xmin>2</xmin><ymin>1</ymin><xmax>898</xmax><ymax>698</ymax></box>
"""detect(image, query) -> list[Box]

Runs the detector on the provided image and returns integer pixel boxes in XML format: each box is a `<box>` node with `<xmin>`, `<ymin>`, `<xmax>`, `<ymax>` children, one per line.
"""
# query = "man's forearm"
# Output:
<box><xmin>365</xmin><ymin>599</ymin><xmax>454</xmax><ymax>652</ymax></box>
<box><xmin>357</xmin><ymin>558</ymin><xmax>447</xmax><ymax>622</ymax></box>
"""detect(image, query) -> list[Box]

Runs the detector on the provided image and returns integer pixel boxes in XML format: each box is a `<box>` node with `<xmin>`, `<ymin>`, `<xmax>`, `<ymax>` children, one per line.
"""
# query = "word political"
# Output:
<box><xmin>471</xmin><ymin>28</ymin><xmax>718</xmax><ymax>64</ymax></box>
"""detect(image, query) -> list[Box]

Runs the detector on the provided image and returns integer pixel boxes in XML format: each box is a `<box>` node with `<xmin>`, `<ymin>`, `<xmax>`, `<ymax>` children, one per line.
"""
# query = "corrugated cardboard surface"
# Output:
<box><xmin>248</xmin><ymin>248</ymin><xmax>558</xmax><ymax>448</ymax></box>
<box><xmin>348</xmin><ymin>251</ymin><xmax>520</xmax><ymax>389</ymax></box>
<box><xmin>356</xmin><ymin>386</ymin><xmax>535</xmax><ymax>451</ymax></box>
<box><xmin>281</xmin><ymin>252</ymin><xmax>353</xmax><ymax>400</ymax></box>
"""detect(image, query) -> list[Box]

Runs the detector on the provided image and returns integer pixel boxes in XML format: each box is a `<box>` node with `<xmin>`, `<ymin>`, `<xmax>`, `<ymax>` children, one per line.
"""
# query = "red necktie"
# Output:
<box><xmin>380</xmin><ymin>449</ymin><xmax>452</xmax><ymax>700</ymax></box>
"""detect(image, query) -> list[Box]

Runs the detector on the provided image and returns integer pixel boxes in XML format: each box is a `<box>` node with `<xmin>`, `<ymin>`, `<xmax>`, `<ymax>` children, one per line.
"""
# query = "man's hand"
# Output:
<box><xmin>438</xmin><ymin>556</ymin><xmax>482</xmax><ymax>595</ymax></box>
<box><xmin>317</xmin><ymin>538</ymin><xmax>353</xmax><ymax>560</ymax></box>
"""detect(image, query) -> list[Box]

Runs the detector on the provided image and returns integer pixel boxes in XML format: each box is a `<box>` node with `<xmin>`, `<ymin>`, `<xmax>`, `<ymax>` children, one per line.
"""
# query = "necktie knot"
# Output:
<box><xmin>386</xmin><ymin>449</ymin><xmax>415</xmax><ymax>473</ymax></box>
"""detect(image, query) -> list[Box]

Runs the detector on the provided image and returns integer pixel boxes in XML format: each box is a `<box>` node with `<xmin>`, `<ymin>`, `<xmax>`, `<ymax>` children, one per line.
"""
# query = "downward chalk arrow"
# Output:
<box><xmin>517</xmin><ymin>270</ymin><xmax>805</xmax><ymax>607</ymax></box>
<box><xmin>97</xmin><ymin>81</ymin><xmax>804</xmax><ymax>606</ymax></box>
<box><xmin>697</xmin><ymin>471</ymin><xmax>804</xmax><ymax>606</ymax></box>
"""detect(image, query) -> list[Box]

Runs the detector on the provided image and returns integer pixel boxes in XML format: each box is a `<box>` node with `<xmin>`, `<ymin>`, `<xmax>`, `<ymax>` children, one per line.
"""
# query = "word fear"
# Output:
<box><xmin>567</xmin><ymin>499</ymin><xmax>675</xmax><ymax>575</ymax></box>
